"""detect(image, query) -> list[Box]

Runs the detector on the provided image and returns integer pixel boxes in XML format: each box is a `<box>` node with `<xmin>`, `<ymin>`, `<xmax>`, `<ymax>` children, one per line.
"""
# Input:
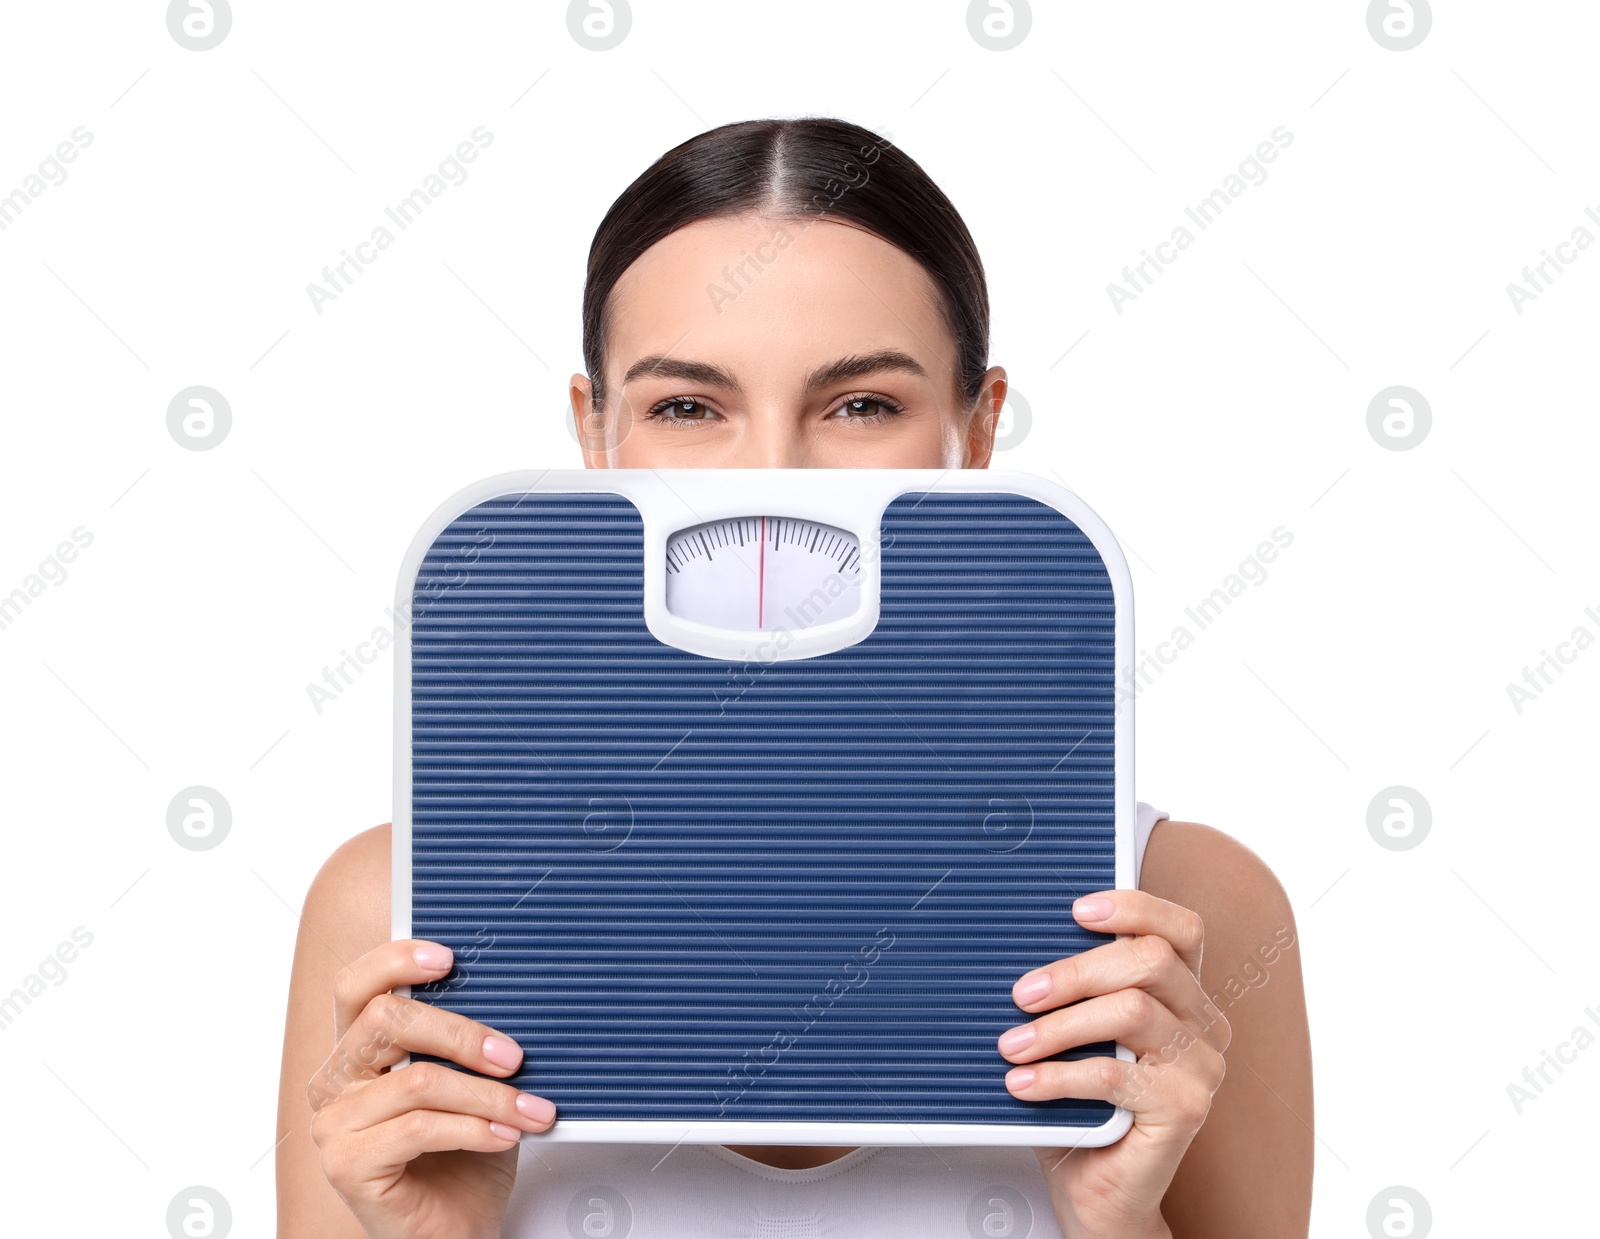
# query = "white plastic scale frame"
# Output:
<box><xmin>391</xmin><ymin>467</ymin><xmax>1138</xmax><ymax>1149</ymax></box>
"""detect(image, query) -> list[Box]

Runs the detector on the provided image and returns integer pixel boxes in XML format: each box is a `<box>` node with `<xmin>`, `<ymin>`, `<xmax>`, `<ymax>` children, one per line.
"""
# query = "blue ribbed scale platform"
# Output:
<box><xmin>405</xmin><ymin>489</ymin><xmax>1120</xmax><ymax>1131</ymax></box>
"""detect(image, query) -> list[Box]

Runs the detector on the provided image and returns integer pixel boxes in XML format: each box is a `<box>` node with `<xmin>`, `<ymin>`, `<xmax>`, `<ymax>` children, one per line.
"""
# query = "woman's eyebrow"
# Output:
<box><xmin>622</xmin><ymin>355</ymin><xmax>738</xmax><ymax>390</ymax></box>
<box><xmin>802</xmin><ymin>350</ymin><xmax>927</xmax><ymax>394</ymax></box>
<box><xmin>619</xmin><ymin>349</ymin><xmax>928</xmax><ymax>394</ymax></box>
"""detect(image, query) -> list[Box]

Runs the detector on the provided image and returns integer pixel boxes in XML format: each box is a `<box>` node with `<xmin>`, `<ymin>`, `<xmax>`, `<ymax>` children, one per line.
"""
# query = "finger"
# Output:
<box><xmin>1005</xmin><ymin>1046</ymin><xmax>1224</xmax><ymax>1135</ymax></box>
<box><xmin>339</xmin><ymin>1109</ymin><xmax>525</xmax><ymax>1184</ymax></box>
<box><xmin>1069</xmin><ymin>890</ymin><xmax>1204</xmax><ymax>975</ymax></box>
<box><xmin>332</xmin><ymin>939</ymin><xmax>455</xmax><ymax>1039</ymax></box>
<box><xmin>309</xmin><ymin>993</ymin><xmax>526</xmax><ymax>1105</ymax></box>
<box><xmin>1024</xmin><ymin>1053</ymin><xmax>1221</xmax><ymax>1206</ymax></box>
<box><xmin>1012</xmin><ymin>935</ymin><xmax>1228</xmax><ymax>1052</ymax></box>
<box><xmin>999</xmin><ymin>986</ymin><xmax>1193</xmax><ymax>1064</ymax></box>
<box><xmin>317</xmin><ymin>1060</ymin><xmax>557</xmax><ymax>1139</ymax></box>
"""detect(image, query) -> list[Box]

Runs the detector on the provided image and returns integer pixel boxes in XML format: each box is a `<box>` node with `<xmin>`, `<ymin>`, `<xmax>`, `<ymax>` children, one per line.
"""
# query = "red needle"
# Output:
<box><xmin>758</xmin><ymin>515</ymin><xmax>766</xmax><ymax>628</ymax></box>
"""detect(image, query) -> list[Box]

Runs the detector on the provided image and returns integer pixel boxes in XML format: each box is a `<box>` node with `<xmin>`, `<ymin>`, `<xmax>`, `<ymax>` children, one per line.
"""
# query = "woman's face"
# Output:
<box><xmin>569</xmin><ymin>212</ymin><xmax>1006</xmax><ymax>469</ymax></box>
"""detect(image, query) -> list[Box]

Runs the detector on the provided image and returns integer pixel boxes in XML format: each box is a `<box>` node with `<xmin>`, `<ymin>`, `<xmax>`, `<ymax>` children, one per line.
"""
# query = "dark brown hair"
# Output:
<box><xmin>581</xmin><ymin>117</ymin><xmax>990</xmax><ymax>411</ymax></box>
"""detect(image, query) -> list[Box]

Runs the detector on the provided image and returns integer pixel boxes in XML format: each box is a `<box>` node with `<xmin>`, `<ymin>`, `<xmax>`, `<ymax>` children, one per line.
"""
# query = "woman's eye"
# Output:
<box><xmin>830</xmin><ymin>397</ymin><xmax>900</xmax><ymax>420</ymax></box>
<box><xmin>650</xmin><ymin>398</ymin><xmax>715</xmax><ymax>423</ymax></box>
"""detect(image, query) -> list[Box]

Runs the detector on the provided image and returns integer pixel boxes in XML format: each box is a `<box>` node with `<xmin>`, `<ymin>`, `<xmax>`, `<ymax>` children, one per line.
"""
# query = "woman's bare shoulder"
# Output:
<box><xmin>1138</xmin><ymin>817</ymin><xmax>1313</xmax><ymax>1238</ymax></box>
<box><xmin>1141</xmin><ymin>818</ymin><xmax>1295</xmax><ymax>925</ymax></box>
<box><xmin>314</xmin><ymin>821</ymin><xmax>390</xmax><ymax>884</ymax></box>
<box><xmin>299</xmin><ymin>823</ymin><xmax>393</xmax><ymax>962</ymax></box>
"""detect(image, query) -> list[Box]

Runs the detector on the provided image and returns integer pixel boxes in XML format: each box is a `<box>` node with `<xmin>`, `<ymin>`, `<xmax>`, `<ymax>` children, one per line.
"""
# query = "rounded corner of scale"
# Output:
<box><xmin>1096</xmin><ymin>1103</ymin><xmax>1136</xmax><ymax>1145</ymax></box>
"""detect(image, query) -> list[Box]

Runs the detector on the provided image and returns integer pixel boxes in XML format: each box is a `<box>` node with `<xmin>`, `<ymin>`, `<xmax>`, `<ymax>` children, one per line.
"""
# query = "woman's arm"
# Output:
<box><xmin>276</xmin><ymin>824</ymin><xmax>391</xmax><ymax>1238</ymax></box>
<box><xmin>275</xmin><ymin>824</ymin><xmax>557</xmax><ymax>1238</ymax></box>
<box><xmin>1004</xmin><ymin>819</ymin><xmax>1312</xmax><ymax>1239</ymax></box>
<box><xmin>1140</xmin><ymin>820</ymin><xmax>1313</xmax><ymax>1237</ymax></box>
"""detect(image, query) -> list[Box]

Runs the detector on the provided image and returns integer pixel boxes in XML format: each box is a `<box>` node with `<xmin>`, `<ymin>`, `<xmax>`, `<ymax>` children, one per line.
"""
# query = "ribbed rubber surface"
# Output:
<box><xmin>408</xmin><ymin>491</ymin><xmax>1118</xmax><ymax>1128</ymax></box>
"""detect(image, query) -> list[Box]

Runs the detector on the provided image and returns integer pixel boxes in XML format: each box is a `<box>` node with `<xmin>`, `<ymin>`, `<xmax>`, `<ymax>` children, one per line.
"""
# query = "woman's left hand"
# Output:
<box><xmin>999</xmin><ymin>889</ymin><xmax>1231</xmax><ymax>1239</ymax></box>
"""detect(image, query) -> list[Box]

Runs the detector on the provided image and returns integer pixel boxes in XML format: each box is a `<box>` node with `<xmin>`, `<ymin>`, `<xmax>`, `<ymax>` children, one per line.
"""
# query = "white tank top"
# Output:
<box><xmin>502</xmin><ymin>801</ymin><xmax>1171</xmax><ymax>1238</ymax></box>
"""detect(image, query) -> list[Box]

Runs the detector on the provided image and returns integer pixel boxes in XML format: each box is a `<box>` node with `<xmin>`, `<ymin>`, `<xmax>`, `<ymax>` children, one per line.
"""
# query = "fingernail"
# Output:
<box><xmin>1015</xmin><ymin>970</ymin><xmax>1051</xmax><ymax>1004</ymax></box>
<box><xmin>483</xmin><ymin>1035</ymin><xmax>523</xmax><ymax>1069</ymax></box>
<box><xmin>516</xmin><ymin>1093</ymin><xmax>557</xmax><ymax>1125</ymax></box>
<box><xmin>1073</xmin><ymin>896</ymin><xmax>1114</xmax><ymax>922</ymax></box>
<box><xmin>998</xmin><ymin>1025</ymin><xmax>1036</xmax><ymax>1055</ymax></box>
<box><xmin>488</xmin><ymin>1121</ymin><xmax>521</xmax><ymax>1141</ymax></box>
<box><xmin>1007</xmin><ymin>1068</ymin><xmax>1036</xmax><ymax>1091</ymax></box>
<box><xmin>413</xmin><ymin>945</ymin><xmax>452</xmax><ymax>970</ymax></box>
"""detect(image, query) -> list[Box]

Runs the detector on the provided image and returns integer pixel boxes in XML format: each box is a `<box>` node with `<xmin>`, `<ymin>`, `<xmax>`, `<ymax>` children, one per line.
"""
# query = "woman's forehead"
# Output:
<box><xmin>604</xmin><ymin>214</ymin><xmax>952</xmax><ymax>388</ymax></box>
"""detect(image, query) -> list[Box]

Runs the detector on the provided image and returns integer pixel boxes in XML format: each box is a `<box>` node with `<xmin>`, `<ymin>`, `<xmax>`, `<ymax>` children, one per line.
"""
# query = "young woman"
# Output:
<box><xmin>276</xmin><ymin>117</ymin><xmax>1313</xmax><ymax>1239</ymax></box>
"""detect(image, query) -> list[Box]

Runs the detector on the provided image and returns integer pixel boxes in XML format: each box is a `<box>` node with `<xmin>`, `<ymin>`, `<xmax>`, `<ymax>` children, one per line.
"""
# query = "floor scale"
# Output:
<box><xmin>391</xmin><ymin>468</ymin><xmax>1138</xmax><ymax>1148</ymax></box>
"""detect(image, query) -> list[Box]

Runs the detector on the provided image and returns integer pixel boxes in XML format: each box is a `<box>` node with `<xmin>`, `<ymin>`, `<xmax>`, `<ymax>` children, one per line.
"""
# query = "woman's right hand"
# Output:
<box><xmin>306</xmin><ymin>940</ymin><xmax>558</xmax><ymax>1239</ymax></box>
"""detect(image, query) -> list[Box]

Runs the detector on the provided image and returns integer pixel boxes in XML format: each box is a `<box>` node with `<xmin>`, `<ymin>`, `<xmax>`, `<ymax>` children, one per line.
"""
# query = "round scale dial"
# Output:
<box><xmin>665</xmin><ymin>516</ymin><xmax>861</xmax><ymax>632</ymax></box>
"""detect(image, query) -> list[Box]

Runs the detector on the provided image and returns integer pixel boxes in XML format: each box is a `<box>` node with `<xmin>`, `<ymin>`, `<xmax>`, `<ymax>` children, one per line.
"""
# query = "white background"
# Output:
<box><xmin>1</xmin><ymin>1</ymin><xmax>1595</xmax><ymax>1235</ymax></box>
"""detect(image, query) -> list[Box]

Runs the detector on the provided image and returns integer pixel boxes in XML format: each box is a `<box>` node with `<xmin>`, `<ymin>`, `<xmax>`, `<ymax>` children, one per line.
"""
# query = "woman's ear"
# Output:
<box><xmin>569</xmin><ymin>373</ymin><xmax>608</xmax><ymax>468</ymax></box>
<box><xmin>962</xmin><ymin>366</ymin><xmax>1007</xmax><ymax>469</ymax></box>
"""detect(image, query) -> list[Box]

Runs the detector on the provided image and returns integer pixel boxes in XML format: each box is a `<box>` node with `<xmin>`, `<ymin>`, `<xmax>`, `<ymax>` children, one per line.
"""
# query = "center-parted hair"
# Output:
<box><xmin>582</xmin><ymin>116</ymin><xmax>990</xmax><ymax>411</ymax></box>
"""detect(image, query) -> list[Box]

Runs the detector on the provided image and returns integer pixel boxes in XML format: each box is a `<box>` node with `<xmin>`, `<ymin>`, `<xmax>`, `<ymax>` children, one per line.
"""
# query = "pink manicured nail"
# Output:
<box><xmin>1015</xmin><ymin>970</ymin><xmax>1051</xmax><ymax>1004</ymax></box>
<box><xmin>482</xmin><ymin>1035</ymin><xmax>523</xmax><ymax>1069</ymax></box>
<box><xmin>488</xmin><ymin>1121</ymin><xmax>521</xmax><ymax>1141</ymax></box>
<box><xmin>516</xmin><ymin>1093</ymin><xmax>557</xmax><ymax>1124</ymax></box>
<box><xmin>1073</xmin><ymin>896</ymin><xmax>1114</xmax><ymax>922</ymax></box>
<box><xmin>413</xmin><ymin>945</ymin><xmax>452</xmax><ymax>970</ymax></box>
<box><xmin>998</xmin><ymin>1025</ymin><xmax>1036</xmax><ymax>1055</ymax></box>
<box><xmin>1007</xmin><ymin>1068</ymin><xmax>1036</xmax><ymax>1091</ymax></box>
